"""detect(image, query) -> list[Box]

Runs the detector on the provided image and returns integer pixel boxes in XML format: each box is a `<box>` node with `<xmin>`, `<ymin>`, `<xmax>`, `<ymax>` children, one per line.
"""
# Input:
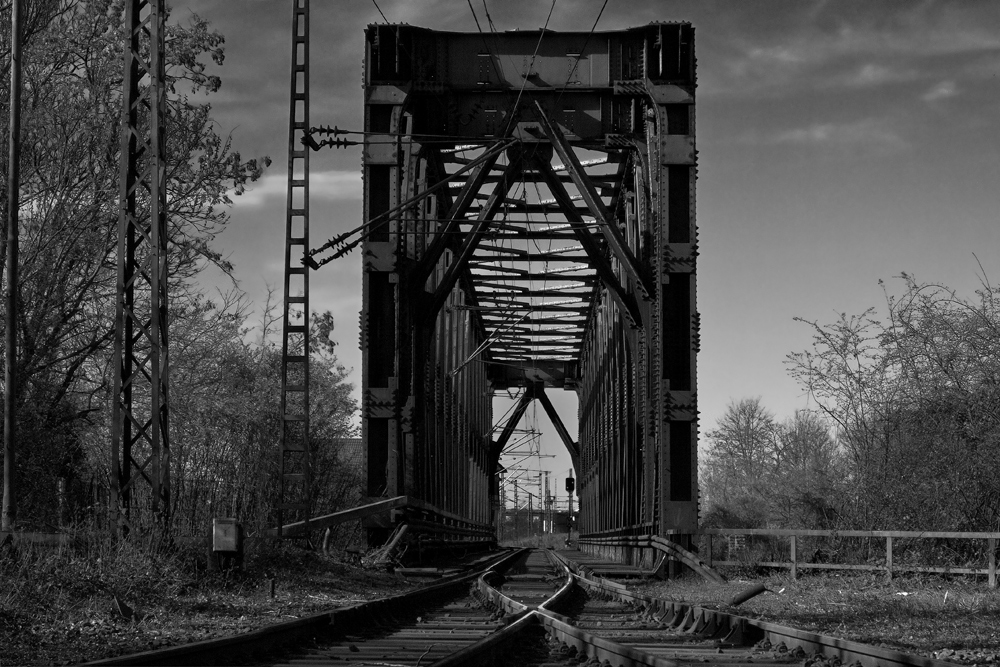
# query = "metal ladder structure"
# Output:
<box><xmin>276</xmin><ymin>0</ymin><xmax>312</xmax><ymax>535</ymax></box>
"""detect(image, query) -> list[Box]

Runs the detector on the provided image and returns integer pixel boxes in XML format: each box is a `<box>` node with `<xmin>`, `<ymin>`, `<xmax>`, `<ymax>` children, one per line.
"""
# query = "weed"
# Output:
<box><xmin>1</xmin><ymin>533</ymin><xmax>413</xmax><ymax>666</ymax></box>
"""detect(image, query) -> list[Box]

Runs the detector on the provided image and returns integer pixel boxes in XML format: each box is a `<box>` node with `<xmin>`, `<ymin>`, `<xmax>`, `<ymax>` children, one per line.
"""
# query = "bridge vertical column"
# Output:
<box><xmin>361</xmin><ymin>27</ymin><xmax>409</xmax><ymax>534</ymax></box>
<box><xmin>361</xmin><ymin>26</ymin><xmax>498</xmax><ymax>547</ymax></box>
<box><xmin>646</xmin><ymin>24</ymin><xmax>699</xmax><ymax>536</ymax></box>
<box><xmin>572</xmin><ymin>23</ymin><xmax>698</xmax><ymax>555</ymax></box>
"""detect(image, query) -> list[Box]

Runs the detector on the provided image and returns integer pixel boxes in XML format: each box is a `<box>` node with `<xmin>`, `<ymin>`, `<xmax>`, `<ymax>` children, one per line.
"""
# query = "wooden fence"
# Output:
<box><xmin>699</xmin><ymin>528</ymin><xmax>1000</xmax><ymax>587</ymax></box>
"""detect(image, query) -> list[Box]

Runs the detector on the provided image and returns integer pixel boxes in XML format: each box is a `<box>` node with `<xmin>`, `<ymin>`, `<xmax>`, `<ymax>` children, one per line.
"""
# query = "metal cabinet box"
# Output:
<box><xmin>212</xmin><ymin>518</ymin><xmax>242</xmax><ymax>553</ymax></box>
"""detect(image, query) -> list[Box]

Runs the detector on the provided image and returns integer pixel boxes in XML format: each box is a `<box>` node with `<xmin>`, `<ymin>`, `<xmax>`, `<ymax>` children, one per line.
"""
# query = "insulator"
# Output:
<box><xmin>317</xmin><ymin>137</ymin><xmax>359</xmax><ymax>150</ymax></box>
<box><xmin>330</xmin><ymin>237</ymin><xmax>361</xmax><ymax>259</ymax></box>
<box><xmin>308</xmin><ymin>124</ymin><xmax>347</xmax><ymax>136</ymax></box>
<box><xmin>301</xmin><ymin>132</ymin><xmax>358</xmax><ymax>152</ymax></box>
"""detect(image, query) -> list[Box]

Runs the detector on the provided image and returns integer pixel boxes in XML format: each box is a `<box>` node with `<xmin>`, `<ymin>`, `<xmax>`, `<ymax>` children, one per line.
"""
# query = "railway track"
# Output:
<box><xmin>86</xmin><ymin>548</ymin><xmax>954</xmax><ymax>667</ymax></box>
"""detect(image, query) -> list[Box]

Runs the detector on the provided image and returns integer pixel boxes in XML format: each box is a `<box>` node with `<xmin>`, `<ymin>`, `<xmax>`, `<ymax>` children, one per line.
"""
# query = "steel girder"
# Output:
<box><xmin>111</xmin><ymin>0</ymin><xmax>169</xmax><ymax>534</ymax></box>
<box><xmin>357</xmin><ymin>23</ymin><xmax>698</xmax><ymax>544</ymax></box>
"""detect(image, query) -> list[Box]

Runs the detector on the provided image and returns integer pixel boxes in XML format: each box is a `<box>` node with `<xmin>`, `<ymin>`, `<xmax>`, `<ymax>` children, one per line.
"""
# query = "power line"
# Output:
<box><xmin>466</xmin><ymin>0</ymin><xmax>485</xmax><ymax>33</ymax></box>
<box><xmin>370</xmin><ymin>0</ymin><xmax>389</xmax><ymax>23</ymax></box>
<box><xmin>555</xmin><ymin>0</ymin><xmax>609</xmax><ymax>109</ymax></box>
<box><xmin>502</xmin><ymin>0</ymin><xmax>557</xmax><ymax>136</ymax></box>
<box><xmin>481</xmin><ymin>0</ymin><xmax>508</xmax><ymax>83</ymax></box>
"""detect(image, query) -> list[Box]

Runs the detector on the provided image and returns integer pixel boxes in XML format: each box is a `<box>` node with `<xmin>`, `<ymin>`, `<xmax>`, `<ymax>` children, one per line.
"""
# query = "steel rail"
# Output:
<box><xmin>440</xmin><ymin>548</ymin><xmax>683</xmax><ymax>667</ymax></box>
<box><xmin>551</xmin><ymin>550</ymin><xmax>955</xmax><ymax>667</ymax></box>
<box><xmin>80</xmin><ymin>549</ymin><xmax>527</xmax><ymax>666</ymax></box>
<box><xmin>83</xmin><ymin>548</ymin><xmax>956</xmax><ymax>667</ymax></box>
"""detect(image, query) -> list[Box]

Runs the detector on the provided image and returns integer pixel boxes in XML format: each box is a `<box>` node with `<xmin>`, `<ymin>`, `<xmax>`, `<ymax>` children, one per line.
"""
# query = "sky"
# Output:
<box><xmin>179</xmin><ymin>0</ymin><xmax>1000</xmax><ymax>500</ymax></box>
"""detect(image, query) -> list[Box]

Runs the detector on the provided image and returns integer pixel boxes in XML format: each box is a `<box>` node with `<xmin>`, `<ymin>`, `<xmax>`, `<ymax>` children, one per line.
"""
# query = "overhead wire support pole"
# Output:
<box><xmin>3</xmin><ymin>0</ymin><xmax>23</xmax><ymax>533</ymax></box>
<box><xmin>277</xmin><ymin>0</ymin><xmax>311</xmax><ymax>536</ymax></box>
<box><xmin>112</xmin><ymin>0</ymin><xmax>169</xmax><ymax>536</ymax></box>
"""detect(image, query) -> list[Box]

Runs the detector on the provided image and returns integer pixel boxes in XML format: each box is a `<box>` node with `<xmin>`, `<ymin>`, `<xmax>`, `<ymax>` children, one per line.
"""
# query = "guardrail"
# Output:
<box><xmin>267</xmin><ymin>495</ymin><xmax>495</xmax><ymax>543</ymax></box>
<box><xmin>577</xmin><ymin>534</ymin><xmax>726</xmax><ymax>583</ymax></box>
<box><xmin>700</xmin><ymin>528</ymin><xmax>1000</xmax><ymax>587</ymax></box>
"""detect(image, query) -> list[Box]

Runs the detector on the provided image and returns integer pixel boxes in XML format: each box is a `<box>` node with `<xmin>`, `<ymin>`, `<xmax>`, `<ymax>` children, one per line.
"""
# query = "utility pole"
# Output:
<box><xmin>566</xmin><ymin>470</ymin><xmax>575</xmax><ymax>540</ymax></box>
<box><xmin>3</xmin><ymin>0</ymin><xmax>23</xmax><ymax>534</ymax></box>
<box><xmin>513</xmin><ymin>483</ymin><xmax>519</xmax><ymax>541</ymax></box>
<box><xmin>543</xmin><ymin>471</ymin><xmax>550</xmax><ymax>534</ymax></box>
<box><xmin>528</xmin><ymin>493</ymin><xmax>533</xmax><ymax>541</ymax></box>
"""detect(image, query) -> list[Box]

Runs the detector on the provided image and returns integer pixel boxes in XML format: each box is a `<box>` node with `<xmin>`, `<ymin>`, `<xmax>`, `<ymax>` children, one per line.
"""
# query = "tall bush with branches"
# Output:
<box><xmin>787</xmin><ymin>273</ymin><xmax>1000</xmax><ymax>531</ymax></box>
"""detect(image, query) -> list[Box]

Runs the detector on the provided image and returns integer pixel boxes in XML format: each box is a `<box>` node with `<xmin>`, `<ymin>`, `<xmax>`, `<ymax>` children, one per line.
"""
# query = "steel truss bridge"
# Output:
<box><xmin>110</xmin><ymin>0</ymin><xmax>700</xmax><ymax>565</ymax></box>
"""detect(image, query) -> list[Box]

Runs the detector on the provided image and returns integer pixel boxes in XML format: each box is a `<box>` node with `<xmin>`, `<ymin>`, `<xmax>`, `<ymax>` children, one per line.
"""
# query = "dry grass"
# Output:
<box><xmin>631</xmin><ymin>569</ymin><xmax>1000</xmax><ymax>663</ymax></box>
<box><xmin>0</xmin><ymin>536</ymin><xmax>414</xmax><ymax>666</ymax></box>
<box><xmin>10</xmin><ymin>537</ymin><xmax>997</xmax><ymax>665</ymax></box>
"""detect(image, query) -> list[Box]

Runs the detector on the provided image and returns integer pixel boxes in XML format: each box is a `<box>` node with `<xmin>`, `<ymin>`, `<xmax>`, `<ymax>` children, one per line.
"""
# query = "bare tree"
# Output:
<box><xmin>787</xmin><ymin>273</ymin><xmax>1000</xmax><ymax>531</ymax></box>
<box><xmin>700</xmin><ymin>397</ymin><xmax>778</xmax><ymax>525</ymax></box>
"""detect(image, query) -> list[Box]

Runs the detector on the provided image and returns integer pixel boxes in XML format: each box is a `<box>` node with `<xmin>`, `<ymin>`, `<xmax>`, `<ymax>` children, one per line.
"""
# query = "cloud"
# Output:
<box><xmin>710</xmin><ymin>3</ymin><xmax>1000</xmax><ymax>98</ymax></box>
<box><xmin>834</xmin><ymin>63</ymin><xmax>919</xmax><ymax>88</ymax></box>
<box><xmin>234</xmin><ymin>170</ymin><xmax>363</xmax><ymax>207</ymax></box>
<box><xmin>922</xmin><ymin>80</ymin><xmax>959</xmax><ymax>102</ymax></box>
<box><xmin>751</xmin><ymin>119</ymin><xmax>907</xmax><ymax>151</ymax></box>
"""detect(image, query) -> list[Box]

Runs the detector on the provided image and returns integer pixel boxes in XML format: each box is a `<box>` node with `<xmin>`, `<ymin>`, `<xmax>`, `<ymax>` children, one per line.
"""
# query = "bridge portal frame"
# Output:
<box><xmin>353</xmin><ymin>23</ymin><xmax>699</xmax><ymax>550</ymax></box>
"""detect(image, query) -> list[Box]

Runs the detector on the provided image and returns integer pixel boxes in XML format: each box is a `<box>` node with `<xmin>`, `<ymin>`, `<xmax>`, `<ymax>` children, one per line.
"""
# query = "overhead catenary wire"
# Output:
<box><xmin>451</xmin><ymin>309</ymin><xmax>528</xmax><ymax>377</ymax></box>
<box><xmin>481</xmin><ymin>1</ymin><xmax>509</xmax><ymax>83</ymax></box>
<box><xmin>306</xmin><ymin>138</ymin><xmax>516</xmax><ymax>267</ymax></box>
<box><xmin>340</xmin><ymin>3</ymin><xmax>619</xmax><ymax>398</ymax></box>
<box><xmin>330</xmin><ymin>0</ymin><xmax>616</xmax><ymax>271</ymax></box>
<box><xmin>369</xmin><ymin>0</ymin><xmax>390</xmax><ymax>23</ymax></box>
<box><xmin>488</xmin><ymin>387</ymin><xmax>529</xmax><ymax>436</ymax></box>
<box><xmin>555</xmin><ymin>0</ymin><xmax>608</xmax><ymax>105</ymax></box>
<box><xmin>304</xmin><ymin>125</ymin><xmax>505</xmax><ymax>143</ymax></box>
<box><xmin>463</xmin><ymin>0</ymin><xmax>615</xmax><ymax>381</ymax></box>
<box><xmin>500</xmin><ymin>0</ymin><xmax>557</xmax><ymax>137</ymax></box>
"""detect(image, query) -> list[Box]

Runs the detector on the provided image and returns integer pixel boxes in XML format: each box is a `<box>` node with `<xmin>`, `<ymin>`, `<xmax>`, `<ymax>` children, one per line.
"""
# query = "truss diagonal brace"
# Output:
<box><xmin>533</xmin><ymin>101</ymin><xmax>653</xmax><ymax>298</ymax></box>
<box><xmin>533</xmin><ymin>157</ymin><xmax>642</xmax><ymax>328</ymax></box>
<box><xmin>427</xmin><ymin>158</ymin><xmax>523</xmax><ymax>319</ymax></box>
<box><xmin>534</xmin><ymin>386</ymin><xmax>580</xmax><ymax>476</ymax></box>
<box><xmin>413</xmin><ymin>150</ymin><xmax>503</xmax><ymax>287</ymax></box>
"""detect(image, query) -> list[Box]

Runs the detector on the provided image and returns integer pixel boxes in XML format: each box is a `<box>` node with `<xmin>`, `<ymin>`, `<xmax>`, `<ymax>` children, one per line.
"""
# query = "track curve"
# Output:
<box><xmin>85</xmin><ymin>548</ymin><xmax>957</xmax><ymax>667</ymax></box>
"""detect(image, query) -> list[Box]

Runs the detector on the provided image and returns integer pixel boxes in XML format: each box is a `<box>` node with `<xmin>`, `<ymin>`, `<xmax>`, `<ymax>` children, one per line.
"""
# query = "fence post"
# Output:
<box><xmin>989</xmin><ymin>538</ymin><xmax>996</xmax><ymax>589</ymax></box>
<box><xmin>790</xmin><ymin>534</ymin><xmax>797</xmax><ymax>580</ymax></box>
<box><xmin>886</xmin><ymin>536</ymin><xmax>893</xmax><ymax>582</ymax></box>
<box><xmin>706</xmin><ymin>534</ymin><xmax>713</xmax><ymax>568</ymax></box>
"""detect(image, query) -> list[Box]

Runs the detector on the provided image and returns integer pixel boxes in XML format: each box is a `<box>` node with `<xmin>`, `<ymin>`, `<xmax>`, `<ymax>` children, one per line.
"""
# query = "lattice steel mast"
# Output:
<box><xmin>111</xmin><ymin>0</ymin><xmax>169</xmax><ymax>534</ymax></box>
<box><xmin>277</xmin><ymin>0</ymin><xmax>312</xmax><ymax>534</ymax></box>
